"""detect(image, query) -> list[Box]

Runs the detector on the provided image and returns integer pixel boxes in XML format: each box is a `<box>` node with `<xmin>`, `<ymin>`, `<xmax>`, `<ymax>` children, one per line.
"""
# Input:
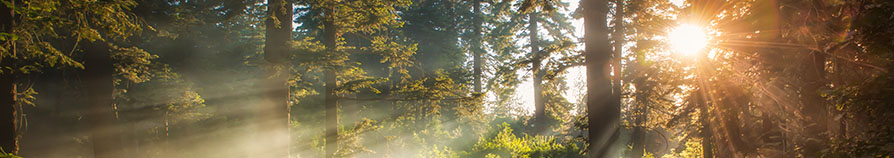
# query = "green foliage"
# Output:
<box><xmin>0</xmin><ymin>147</ymin><xmax>20</xmax><ymax>158</ymax></box>
<box><xmin>466</xmin><ymin>123</ymin><xmax>581</xmax><ymax>158</ymax></box>
<box><xmin>112</xmin><ymin>45</ymin><xmax>161</xmax><ymax>84</ymax></box>
<box><xmin>339</xmin><ymin>118</ymin><xmax>383</xmax><ymax>157</ymax></box>
<box><xmin>421</xmin><ymin>144</ymin><xmax>464</xmax><ymax>158</ymax></box>
<box><xmin>0</xmin><ymin>0</ymin><xmax>144</xmax><ymax>74</ymax></box>
<box><xmin>664</xmin><ymin>139</ymin><xmax>702</xmax><ymax>158</ymax></box>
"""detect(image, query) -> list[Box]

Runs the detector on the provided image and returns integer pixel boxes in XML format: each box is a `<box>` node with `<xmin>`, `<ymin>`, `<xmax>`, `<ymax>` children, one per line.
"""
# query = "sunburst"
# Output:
<box><xmin>669</xmin><ymin>24</ymin><xmax>709</xmax><ymax>56</ymax></box>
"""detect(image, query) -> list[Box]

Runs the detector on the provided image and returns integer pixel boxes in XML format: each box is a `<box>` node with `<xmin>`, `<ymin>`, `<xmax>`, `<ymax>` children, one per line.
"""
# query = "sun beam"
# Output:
<box><xmin>668</xmin><ymin>24</ymin><xmax>709</xmax><ymax>56</ymax></box>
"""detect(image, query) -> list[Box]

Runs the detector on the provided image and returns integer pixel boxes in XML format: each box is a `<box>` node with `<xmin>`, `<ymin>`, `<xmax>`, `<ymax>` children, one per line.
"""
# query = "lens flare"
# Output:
<box><xmin>668</xmin><ymin>24</ymin><xmax>708</xmax><ymax>55</ymax></box>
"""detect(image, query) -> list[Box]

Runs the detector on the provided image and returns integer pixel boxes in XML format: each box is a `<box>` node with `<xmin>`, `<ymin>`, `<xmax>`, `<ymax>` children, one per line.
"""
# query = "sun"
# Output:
<box><xmin>668</xmin><ymin>24</ymin><xmax>709</xmax><ymax>55</ymax></box>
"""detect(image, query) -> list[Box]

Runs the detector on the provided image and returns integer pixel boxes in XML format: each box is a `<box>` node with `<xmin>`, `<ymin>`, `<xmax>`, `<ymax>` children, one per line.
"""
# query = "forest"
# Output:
<box><xmin>1</xmin><ymin>0</ymin><xmax>893</xmax><ymax>157</ymax></box>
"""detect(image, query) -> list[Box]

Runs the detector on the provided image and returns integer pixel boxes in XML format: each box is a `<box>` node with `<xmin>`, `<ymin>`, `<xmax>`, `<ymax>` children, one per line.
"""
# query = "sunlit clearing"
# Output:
<box><xmin>668</xmin><ymin>24</ymin><xmax>708</xmax><ymax>56</ymax></box>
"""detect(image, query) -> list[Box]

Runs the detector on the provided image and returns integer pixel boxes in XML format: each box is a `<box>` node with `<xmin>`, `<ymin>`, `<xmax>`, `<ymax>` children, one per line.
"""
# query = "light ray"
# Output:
<box><xmin>669</xmin><ymin>24</ymin><xmax>709</xmax><ymax>56</ymax></box>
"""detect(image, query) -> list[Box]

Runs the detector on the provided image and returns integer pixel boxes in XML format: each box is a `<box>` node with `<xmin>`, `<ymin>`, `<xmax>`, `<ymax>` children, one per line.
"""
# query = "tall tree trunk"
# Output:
<box><xmin>630</xmin><ymin>95</ymin><xmax>645</xmax><ymax>158</ymax></box>
<box><xmin>699</xmin><ymin>92</ymin><xmax>713</xmax><ymax>158</ymax></box>
<box><xmin>0</xmin><ymin>0</ymin><xmax>17</xmax><ymax>154</ymax></box>
<box><xmin>472</xmin><ymin>0</ymin><xmax>483</xmax><ymax>93</ymax></box>
<box><xmin>611</xmin><ymin>0</ymin><xmax>636</xmax><ymax>157</ymax></box>
<box><xmin>693</xmin><ymin>52</ymin><xmax>714</xmax><ymax>158</ymax></box>
<box><xmin>262</xmin><ymin>0</ymin><xmax>292</xmax><ymax>157</ymax></box>
<box><xmin>702</xmin><ymin>122</ymin><xmax>714</xmax><ymax>158</ymax></box>
<box><xmin>584</xmin><ymin>0</ymin><xmax>618</xmax><ymax>157</ymax></box>
<box><xmin>84</xmin><ymin>42</ymin><xmax>121</xmax><ymax>158</ymax></box>
<box><xmin>323</xmin><ymin>6</ymin><xmax>340</xmax><ymax>158</ymax></box>
<box><xmin>753</xmin><ymin>0</ymin><xmax>785</xmax><ymax>155</ymax></box>
<box><xmin>0</xmin><ymin>75</ymin><xmax>15</xmax><ymax>155</ymax></box>
<box><xmin>611</xmin><ymin>0</ymin><xmax>624</xmax><ymax>113</ymax></box>
<box><xmin>801</xmin><ymin>51</ymin><xmax>827</xmax><ymax>157</ymax></box>
<box><xmin>529</xmin><ymin>12</ymin><xmax>547</xmax><ymax>133</ymax></box>
<box><xmin>325</xmin><ymin>69</ymin><xmax>338</xmax><ymax>158</ymax></box>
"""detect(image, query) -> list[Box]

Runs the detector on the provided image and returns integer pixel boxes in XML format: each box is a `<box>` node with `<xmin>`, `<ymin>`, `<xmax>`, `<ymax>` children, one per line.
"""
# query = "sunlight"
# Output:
<box><xmin>668</xmin><ymin>24</ymin><xmax>708</xmax><ymax>56</ymax></box>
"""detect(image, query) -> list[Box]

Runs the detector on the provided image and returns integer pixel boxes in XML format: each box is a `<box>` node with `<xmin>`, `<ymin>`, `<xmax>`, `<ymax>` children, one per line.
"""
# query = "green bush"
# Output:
<box><xmin>465</xmin><ymin>123</ymin><xmax>581</xmax><ymax>158</ymax></box>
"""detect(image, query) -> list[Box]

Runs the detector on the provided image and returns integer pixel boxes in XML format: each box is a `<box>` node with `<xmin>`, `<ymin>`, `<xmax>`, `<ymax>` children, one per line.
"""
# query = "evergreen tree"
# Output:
<box><xmin>0</xmin><ymin>1</ymin><xmax>16</xmax><ymax>153</ymax></box>
<box><xmin>0</xmin><ymin>0</ymin><xmax>144</xmax><ymax>156</ymax></box>
<box><xmin>260</xmin><ymin>0</ymin><xmax>292</xmax><ymax>157</ymax></box>
<box><xmin>582</xmin><ymin>0</ymin><xmax>618</xmax><ymax>157</ymax></box>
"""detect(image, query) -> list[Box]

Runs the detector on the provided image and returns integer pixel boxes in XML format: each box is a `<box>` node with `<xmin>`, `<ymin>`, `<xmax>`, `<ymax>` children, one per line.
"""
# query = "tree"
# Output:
<box><xmin>260</xmin><ymin>0</ymin><xmax>292</xmax><ymax>157</ymax></box>
<box><xmin>529</xmin><ymin>11</ymin><xmax>546</xmax><ymax>133</ymax></box>
<box><xmin>496</xmin><ymin>0</ymin><xmax>578</xmax><ymax>134</ymax></box>
<box><xmin>322</xmin><ymin>4</ymin><xmax>339</xmax><ymax>157</ymax></box>
<box><xmin>0</xmin><ymin>0</ymin><xmax>17</xmax><ymax>153</ymax></box>
<box><xmin>583</xmin><ymin>0</ymin><xmax>618</xmax><ymax>157</ymax></box>
<box><xmin>609</xmin><ymin>0</ymin><xmax>633</xmax><ymax>157</ymax></box>
<box><xmin>0</xmin><ymin>0</ymin><xmax>144</xmax><ymax>156</ymax></box>
<box><xmin>84</xmin><ymin>41</ymin><xmax>121</xmax><ymax>158</ymax></box>
<box><xmin>293</xmin><ymin>1</ymin><xmax>413</xmax><ymax>157</ymax></box>
<box><xmin>472</xmin><ymin>0</ymin><xmax>483</xmax><ymax>94</ymax></box>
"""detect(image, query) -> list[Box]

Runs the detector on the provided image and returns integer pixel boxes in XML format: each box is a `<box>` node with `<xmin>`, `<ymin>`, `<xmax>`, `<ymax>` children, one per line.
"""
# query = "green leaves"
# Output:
<box><xmin>1</xmin><ymin>0</ymin><xmax>145</xmax><ymax>75</ymax></box>
<box><xmin>0</xmin><ymin>147</ymin><xmax>20</xmax><ymax>158</ymax></box>
<box><xmin>469</xmin><ymin>123</ymin><xmax>581</xmax><ymax>158</ymax></box>
<box><xmin>112</xmin><ymin>45</ymin><xmax>160</xmax><ymax>84</ymax></box>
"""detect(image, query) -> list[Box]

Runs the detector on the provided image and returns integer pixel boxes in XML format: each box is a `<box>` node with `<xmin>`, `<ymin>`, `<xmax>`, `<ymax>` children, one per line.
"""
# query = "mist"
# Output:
<box><xmin>4</xmin><ymin>0</ymin><xmax>894</xmax><ymax>158</ymax></box>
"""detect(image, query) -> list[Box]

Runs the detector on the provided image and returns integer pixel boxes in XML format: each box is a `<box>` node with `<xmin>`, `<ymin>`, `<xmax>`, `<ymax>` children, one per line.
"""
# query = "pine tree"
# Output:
<box><xmin>0</xmin><ymin>0</ymin><xmax>144</xmax><ymax>156</ymax></box>
<box><xmin>472</xmin><ymin>0</ymin><xmax>483</xmax><ymax>94</ymax></box>
<box><xmin>529</xmin><ymin>11</ymin><xmax>546</xmax><ymax>133</ymax></box>
<box><xmin>0</xmin><ymin>0</ymin><xmax>17</xmax><ymax>154</ymax></box>
<box><xmin>294</xmin><ymin>1</ymin><xmax>413</xmax><ymax>157</ymax></box>
<box><xmin>583</xmin><ymin>0</ymin><xmax>618</xmax><ymax>157</ymax></box>
<box><xmin>260</xmin><ymin>0</ymin><xmax>292</xmax><ymax>157</ymax></box>
<box><xmin>322</xmin><ymin>4</ymin><xmax>339</xmax><ymax>157</ymax></box>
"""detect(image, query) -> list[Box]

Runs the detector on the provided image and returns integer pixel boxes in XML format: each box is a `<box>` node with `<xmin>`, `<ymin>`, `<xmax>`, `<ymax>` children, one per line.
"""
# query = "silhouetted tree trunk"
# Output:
<box><xmin>698</xmin><ymin>90</ymin><xmax>713</xmax><ymax>158</ymax></box>
<box><xmin>753</xmin><ymin>0</ymin><xmax>784</xmax><ymax>155</ymax></box>
<box><xmin>472</xmin><ymin>0</ymin><xmax>483</xmax><ymax>93</ymax></box>
<box><xmin>529</xmin><ymin>12</ymin><xmax>547</xmax><ymax>133</ymax></box>
<box><xmin>611</xmin><ymin>0</ymin><xmax>624</xmax><ymax>114</ymax></box>
<box><xmin>0</xmin><ymin>75</ymin><xmax>15</xmax><ymax>155</ymax></box>
<box><xmin>630</xmin><ymin>52</ymin><xmax>648</xmax><ymax>158</ymax></box>
<box><xmin>630</xmin><ymin>94</ymin><xmax>645</xmax><ymax>158</ymax></box>
<box><xmin>611</xmin><ymin>0</ymin><xmax>637</xmax><ymax>157</ymax></box>
<box><xmin>84</xmin><ymin>42</ymin><xmax>121</xmax><ymax>158</ymax></box>
<box><xmin>0</xmin><ymin>0</ymin><xmax>18</xmax><ymax>154</ymax></box>
<box><xmin>584</xmin><ymin>0</ymin><xmax>618</xmax><ymax>157</ymax></box>
<box><xmin>261</xmin><ymin>0</ymin><xmax>292</xmax><ymax>157</ymax></box>
<box><xmin>801</xmin><ymin>51</ymin><xmax>827</xmax><ymax>157</ymax></box>
<box><xmin>796</xmin><ymin>1</ymin><xmax>830</xmax><ymax>156</ymax></box>
<box><xmin>323</xmin><ymin>6</ymin><xmax>340</xmax><ymax>158</ymax></box>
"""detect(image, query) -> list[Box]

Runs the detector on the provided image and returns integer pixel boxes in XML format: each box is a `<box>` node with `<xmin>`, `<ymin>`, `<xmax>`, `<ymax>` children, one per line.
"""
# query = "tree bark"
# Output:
<box><xmin>84</xmin><ymin>42</ymin><xmax>122</xmax><ymax>158</ymax></box>
<box><xmin>529</xmin><ymin>12</ymin><xmax>547</xmax><ymax>133</ymax></box>
<box><xmin>584</xmin><ymin>0</ymin><xmax>618</xmax><ymax>157</ymax></box>
<box><xmin>262</xmin><ymin>0</ymin><xmax>292</xmax><ymax>157</ymax></box>
<box><xmin>0</xmin><ymin>75</ymin><xmax>15</xmax><ymax>155</ymax></box>
<box><xmin>0</xmin><ymin>0</ymin><xmax>17</xmax><ymax>154</ymax></box>
<box><xmin>801</xmin><ymin>51</ymin><xmax>827</xmax><ymax>157</ymax></box>
<box><xmin>323</xmin><ymin>5</ymin><xmax>339</xmax><ymax>158</ymax></box>
<box><xmin>611</xmin><ymin>0</ymin><xmax>624</xmax><ymax>112</ymax></box>
<box><xmin>631</xmin><ymin>90</ymin><xmax>646</xmax><ymax>158</ymax></box>
<box><xmin>611</xmin><ymin>1</ymin><xmax>636</xmax><ymax>157</ymax></box>
<box><xmin>693</xmin><ymin>53</ymin><xmax>714</xmax><ymax>158</ymax></box>
<box><xmin>699</xmin><ymin>92</ymin><xmax>713</xmax><ymax>158</ymax></box>
<box><xmin>472</xmin><ymin>0</ymin><xmax>483</xmax><ymax>93</ymax></box>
